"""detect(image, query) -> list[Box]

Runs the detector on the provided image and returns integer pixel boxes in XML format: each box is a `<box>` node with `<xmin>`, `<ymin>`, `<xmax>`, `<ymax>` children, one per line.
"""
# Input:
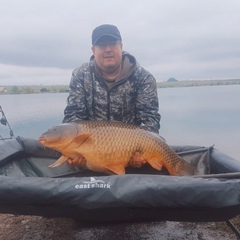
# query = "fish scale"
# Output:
<box><xmin>39</xmin><ymin>121</ymin><xmax>196</xmax><ymax>176</ymax></box>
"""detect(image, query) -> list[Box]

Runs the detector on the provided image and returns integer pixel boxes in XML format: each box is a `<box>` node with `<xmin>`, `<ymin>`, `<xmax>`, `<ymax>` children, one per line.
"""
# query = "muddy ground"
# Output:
<box><xmin>0</xmin><ymin>214</ymin><xmax>239</xmax><ymax>240</ymax></box>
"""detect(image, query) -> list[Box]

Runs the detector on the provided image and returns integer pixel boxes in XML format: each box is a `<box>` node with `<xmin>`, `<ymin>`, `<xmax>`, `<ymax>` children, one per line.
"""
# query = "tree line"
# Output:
<box><xmin>1</xmin><ymin>79</ymin><xmax>240</xmax><ymax>94</ymax></box>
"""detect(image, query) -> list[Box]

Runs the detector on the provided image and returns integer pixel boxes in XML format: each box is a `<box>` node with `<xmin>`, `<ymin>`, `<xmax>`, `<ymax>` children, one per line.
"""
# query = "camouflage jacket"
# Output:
<box><xmin>63</xmin><ymin>51</ymin><xmax>161</xmax><ymax>133</ymax></box>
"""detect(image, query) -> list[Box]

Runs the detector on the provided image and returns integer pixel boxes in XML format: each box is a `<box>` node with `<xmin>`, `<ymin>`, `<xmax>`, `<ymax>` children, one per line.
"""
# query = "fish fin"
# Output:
<box><xmin>146</xmin><ymin>159</ymin><xmax>163</xmax><ymax>171</ymax></box>
<box><xmin>49</xmin><ymin>155</ymin><xmax>68</xmax><ymax>168</ymax></box>
<box><xmin>173</xmin><ymin>160</ymin><xmax>197</xmax><ymax>176</ymax></box>
<box><xmin>106</xmin><ymin>165</ymin><xmax>126</xmax><ymax>175</ymax></box>
<box><xmin>85</xmin><ymin>162</ymin><xmax>125</xmax><ymax>175</ymax></box>
<box><xmin>72</xmin><ymin>134</ymin><xmax>91</xmax><ymax>148</ymax></box>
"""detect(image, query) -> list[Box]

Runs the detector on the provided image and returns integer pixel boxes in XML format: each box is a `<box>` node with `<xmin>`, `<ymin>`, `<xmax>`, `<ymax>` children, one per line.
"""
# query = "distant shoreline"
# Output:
<box><xmin>1</xmin><ymin>79</ymin><xmax>240</xmax><ymax>94</ymax></box>
<box><xmin>157</xmin><ymin>79</ymin><xmax>240</xmax><ymax>88</ymax></box>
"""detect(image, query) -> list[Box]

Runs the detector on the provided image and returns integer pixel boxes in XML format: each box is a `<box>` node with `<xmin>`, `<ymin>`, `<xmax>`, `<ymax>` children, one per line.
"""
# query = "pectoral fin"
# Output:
<box><xmin>49</xmin><ymin>155</ymin><xmax>68</xmax><ymax>168</ymax></box>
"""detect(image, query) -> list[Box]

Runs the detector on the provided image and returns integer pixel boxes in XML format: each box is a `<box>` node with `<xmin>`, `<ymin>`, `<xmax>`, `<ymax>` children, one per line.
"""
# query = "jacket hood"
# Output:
<box><xmin>90</xmin><ymin>51</ymin><xmax>137</xmax><ymax>81</ymax></box>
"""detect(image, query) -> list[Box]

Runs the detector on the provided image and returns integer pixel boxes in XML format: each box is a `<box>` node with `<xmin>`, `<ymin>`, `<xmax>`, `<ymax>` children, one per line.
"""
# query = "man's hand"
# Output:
<box><xmin>68</xmin><ymin>155</ymin><xmax>86</xmax><ymax>167</ymax></box>
<box><xmin>129</xmin><ymin>151</ymin><xmax>146</xmax><ymax>168</ymax></box>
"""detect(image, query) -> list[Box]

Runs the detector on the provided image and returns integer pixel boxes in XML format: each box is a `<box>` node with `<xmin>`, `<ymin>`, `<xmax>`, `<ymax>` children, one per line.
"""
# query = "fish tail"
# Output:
<box><xmin>173</xmin><ymin>160</ymin><xmax>196</xmax><ymax>176</ymax></box>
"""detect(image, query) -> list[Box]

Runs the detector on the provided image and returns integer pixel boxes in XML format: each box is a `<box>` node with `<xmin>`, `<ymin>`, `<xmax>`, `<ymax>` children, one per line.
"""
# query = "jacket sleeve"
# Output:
<box><xmin>135</xmin><ymin>72</ymin><xmax>161</xmax><ymax>134</ymax></box>
<box><xmin>62</xmin><ymin>68</ymin><xmax>89</xmax><ymax>123</ymax></box>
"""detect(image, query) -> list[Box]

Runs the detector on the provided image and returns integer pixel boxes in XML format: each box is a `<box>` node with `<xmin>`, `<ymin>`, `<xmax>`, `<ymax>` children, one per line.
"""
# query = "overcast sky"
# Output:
<box><xmin>1</xmin><ymin>0</ymin><xmax>240</xmax><ymax>85</ymax></box>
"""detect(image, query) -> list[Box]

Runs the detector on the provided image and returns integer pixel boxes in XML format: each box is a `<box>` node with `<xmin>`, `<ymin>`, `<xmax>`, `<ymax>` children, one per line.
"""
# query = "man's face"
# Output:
<box><xmin>92</xmin><ymin>36</ymin><xmax>123</xmax><ymax>73</ymax></box>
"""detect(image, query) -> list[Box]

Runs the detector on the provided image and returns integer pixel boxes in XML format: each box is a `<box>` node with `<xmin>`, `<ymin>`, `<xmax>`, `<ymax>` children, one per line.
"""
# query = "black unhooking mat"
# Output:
<box><xmin>0</xmin><ymin>136</ymin><xmax>240</xmax><ymax>222</ymax></box>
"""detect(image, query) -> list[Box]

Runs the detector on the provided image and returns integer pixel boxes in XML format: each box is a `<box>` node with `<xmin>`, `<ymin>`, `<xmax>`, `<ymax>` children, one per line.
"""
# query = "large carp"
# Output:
<box><xmin>39</xmin><ymin>121</ymin><xmax>196</xmax><ymax>176</ymax></box>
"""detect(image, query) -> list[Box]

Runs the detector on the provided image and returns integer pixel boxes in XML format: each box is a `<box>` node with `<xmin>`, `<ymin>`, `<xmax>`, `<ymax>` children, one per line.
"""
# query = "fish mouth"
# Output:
<box><xmin>39</xmin><ymin>136</ymin><xmax>47</xmax><ymax>145</ymax></box>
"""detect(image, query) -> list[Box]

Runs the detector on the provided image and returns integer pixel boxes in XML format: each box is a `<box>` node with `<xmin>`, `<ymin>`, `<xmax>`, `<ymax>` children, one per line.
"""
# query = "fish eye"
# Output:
<box><xmin>52</xmin><ymin>127</ymin><xmax>57</xmax><ymax>132</ymax></box>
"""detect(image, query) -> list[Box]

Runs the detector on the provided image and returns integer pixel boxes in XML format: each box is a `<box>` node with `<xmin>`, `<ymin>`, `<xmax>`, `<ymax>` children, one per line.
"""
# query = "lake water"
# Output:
<box><xmin>0</xmin><ymin>85</ymin><xmax>240</xmax><ymax>160</ymax></box>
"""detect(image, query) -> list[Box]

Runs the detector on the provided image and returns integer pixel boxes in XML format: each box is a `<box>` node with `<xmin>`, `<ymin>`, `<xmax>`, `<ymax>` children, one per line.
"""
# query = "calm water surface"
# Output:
<box><xmin>0</xmin><ymin>85</ymin><xmax>239</xmax><ymax>160</ymax></box>
<box><xmin>159</xmin><ymin>85</ymin><xmax>240</xmax><ymax>160</ymax></box>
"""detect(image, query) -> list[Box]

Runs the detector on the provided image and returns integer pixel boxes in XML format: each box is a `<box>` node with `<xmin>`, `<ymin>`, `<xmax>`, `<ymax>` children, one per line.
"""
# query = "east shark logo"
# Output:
<box><xmin>75</xmin><ymin>177</ymin><xmax>111</xmax><ymax>189</ymax></box>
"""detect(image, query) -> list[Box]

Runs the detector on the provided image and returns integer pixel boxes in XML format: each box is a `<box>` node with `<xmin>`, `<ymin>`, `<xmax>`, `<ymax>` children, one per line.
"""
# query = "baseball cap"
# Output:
<box><xmin>92</xmin><ymin>24</ymin><xmax>122</xmax><ymax>45</ymax></box>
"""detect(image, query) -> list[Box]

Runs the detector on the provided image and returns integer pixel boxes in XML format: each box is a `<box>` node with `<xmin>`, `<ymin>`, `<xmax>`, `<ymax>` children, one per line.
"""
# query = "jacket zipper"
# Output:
<box><xmin>107</xmin><ymin>91</ymin><xmax>111</xmax><ymax>120</ymax></box>
<box><xmin>106</xmin><ymin>75</ymin><xmax>135</xmax><ymax>121</ymax></box>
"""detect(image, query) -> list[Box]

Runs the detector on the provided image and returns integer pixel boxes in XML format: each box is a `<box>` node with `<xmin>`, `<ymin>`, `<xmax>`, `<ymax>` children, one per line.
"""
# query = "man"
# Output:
<box><xmin>63</xmin><ymin>24</ymin><xmax>161</xmax><ymax>168</ymax></box>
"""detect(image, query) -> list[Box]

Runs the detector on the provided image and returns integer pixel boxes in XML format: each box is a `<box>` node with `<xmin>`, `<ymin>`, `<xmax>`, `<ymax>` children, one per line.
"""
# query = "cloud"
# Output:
<box><xmin>0</xmin><ymin>64</ymin><xmax>72</xmax><ymax>85</ymax></box>
<box><xmin>0</xmin><ymin>0</ymin><xmax>240</xmax><ymax>84</ymax></box>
